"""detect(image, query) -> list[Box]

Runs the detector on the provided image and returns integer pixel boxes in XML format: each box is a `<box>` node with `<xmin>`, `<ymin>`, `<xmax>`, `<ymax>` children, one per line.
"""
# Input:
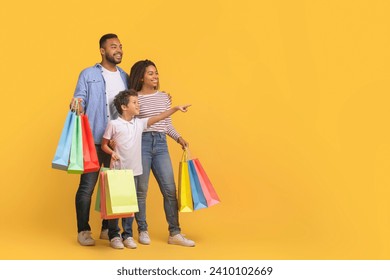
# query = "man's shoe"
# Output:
<box><xmin>110</xmin><ymin>237</ymin><xmax>124</xmax><ymax>249</ymax></box>
<box><xmin>123</xmin><ymin>237</ymin><xmax>137</xmax><ymax>249</ymax></box>
<box><xmin>100</xmin><ymin>229</ymin><xmax>109</xmax><ymax>240</ymax></box>
<box><xmin>138</xmin><ymin>231</ymin><xmax>151</xmax><ymax>245</ymax></box>
<box><xmin>168</xmin><ymin>234</ymin><xmax>195</xmax><ymax>247</ymax></box>
<box><xmin>78</xmin><ymin>231</ymin><xmax>95</xmax><ymax>246</ymax></box>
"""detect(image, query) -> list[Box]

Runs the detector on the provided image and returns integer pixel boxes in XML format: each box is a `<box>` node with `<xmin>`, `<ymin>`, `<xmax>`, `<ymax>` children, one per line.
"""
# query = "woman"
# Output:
<box><xmin>128</xmin><ymin>59</ymin><xmax>195</xmax><ymax>247</ymax></box>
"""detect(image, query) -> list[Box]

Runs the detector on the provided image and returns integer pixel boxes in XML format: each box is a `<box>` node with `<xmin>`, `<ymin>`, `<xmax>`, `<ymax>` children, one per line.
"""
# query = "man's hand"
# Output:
<box><xmin>70</xmin><ymin>98</ymin><xmax>84</xmax><ymax>114</ymax></box>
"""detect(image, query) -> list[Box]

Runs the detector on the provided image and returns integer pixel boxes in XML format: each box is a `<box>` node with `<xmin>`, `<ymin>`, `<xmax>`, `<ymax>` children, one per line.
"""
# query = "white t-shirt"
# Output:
<box><xmin>103</xmin><ymin>117</ymin><xmax>149</xmax><ymax>176</ymax></box>
<box><xmin>101</xmin><ymin>66</ymin><xmax>126</xmax><ymax>120</ymax></box>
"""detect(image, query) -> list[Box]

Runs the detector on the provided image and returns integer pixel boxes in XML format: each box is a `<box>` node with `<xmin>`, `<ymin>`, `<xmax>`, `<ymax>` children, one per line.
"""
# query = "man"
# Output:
<box><xmin>72</xmin><ymin>33</ymin><xmax>128</xmax><ymax>246</ymax></box>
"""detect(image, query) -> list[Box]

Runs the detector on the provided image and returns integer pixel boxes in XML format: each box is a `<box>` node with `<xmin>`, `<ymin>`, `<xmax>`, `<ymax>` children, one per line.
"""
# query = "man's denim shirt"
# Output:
<box><xmin>73</xmin><ymin>63</ymin><xmax>128</xmax><ymax>144</ymax></box>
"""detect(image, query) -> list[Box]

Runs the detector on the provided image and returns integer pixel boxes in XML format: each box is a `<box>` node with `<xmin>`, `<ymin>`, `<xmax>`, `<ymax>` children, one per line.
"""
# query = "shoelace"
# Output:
<box><xmin>83</xmin><ymin>232</ymin><xmax>93</xmax><ymax>239</ymax></box>
<box><xmin>177</xmin><ymin>234</ymin><xmax>187</xmax><ymax>240</ymax></box>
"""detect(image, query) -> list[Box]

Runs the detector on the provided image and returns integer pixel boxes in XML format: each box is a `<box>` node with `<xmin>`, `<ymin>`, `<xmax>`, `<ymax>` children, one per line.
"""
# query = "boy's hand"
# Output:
<box><xmin>176</xmin><ymin>104</ymin><xmax>191</xmax><ymax>112</ymax></box>
<box><xmin>111</xmin><ymin>152</ymin><xmax>120</xmax><ymax>161</ymax></box>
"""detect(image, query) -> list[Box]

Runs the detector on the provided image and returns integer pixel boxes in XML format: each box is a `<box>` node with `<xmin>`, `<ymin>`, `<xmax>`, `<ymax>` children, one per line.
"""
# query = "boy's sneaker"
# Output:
<box><xmin>110</xmin><ymin>237</ymin><xmax>124</xmax><ymax>249</ymax></box>
<box><xmin>138</xmin><ymin>231</ymin><xmax>151</xmax><ymax>245</ymax></box>
<box><xmin>123</xmin><ymin>237</ymin><xmax>137</xmax><ymax>249</ymax></box>
<box><xmin>78</xmin><ymin>231</ymin><xmax>95</xmax><ymax>246</ymax></box>
<box><xmin>100</xmin><ymin>229</ymin><xmax>109</xmax><ymax>240</ymax></box>
<box><xmin>168</xmin><ymin>233</ymin><xmax>195</xmax><ymax>247</ymax></box>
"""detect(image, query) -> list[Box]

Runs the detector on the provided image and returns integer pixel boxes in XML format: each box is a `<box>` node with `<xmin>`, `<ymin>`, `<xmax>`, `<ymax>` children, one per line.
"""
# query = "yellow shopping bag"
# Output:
<box><xmin>104</xmin><ymin>169</ymin><xmax>139</xmax><ymax>214</ymax></box>
<box><xmin>178</xmin><ymin>150</ymin><xmax>193</xmax><ymax>212</ymax></box>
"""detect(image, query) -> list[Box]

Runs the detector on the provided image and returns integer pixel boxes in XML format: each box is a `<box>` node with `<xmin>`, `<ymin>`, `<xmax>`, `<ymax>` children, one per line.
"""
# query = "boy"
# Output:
<box><xmin>101</xmin><ymin>89</ymin><xmax>190</xmax><ymax>249</ymax></box>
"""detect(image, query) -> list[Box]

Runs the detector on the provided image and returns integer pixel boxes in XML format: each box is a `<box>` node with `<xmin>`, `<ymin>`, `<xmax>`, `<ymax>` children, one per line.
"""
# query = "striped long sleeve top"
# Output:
<box><xmin>137</xmin><ymin>91</ymin><xmax>181</xmax><ymax>141</ymax></box>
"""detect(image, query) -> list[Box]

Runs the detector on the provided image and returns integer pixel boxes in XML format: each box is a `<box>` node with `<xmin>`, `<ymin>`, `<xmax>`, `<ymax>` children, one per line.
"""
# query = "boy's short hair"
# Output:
<box><xmin>114</xmin><ymin>89</ymin><xmax>138</xmax><ymax>115</ymax></box>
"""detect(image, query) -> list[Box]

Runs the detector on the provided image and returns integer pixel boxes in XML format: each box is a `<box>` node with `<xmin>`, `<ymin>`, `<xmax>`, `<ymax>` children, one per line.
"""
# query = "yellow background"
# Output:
<box><xmin>1</xmin><ymin>0</ymin><xmax>389</xmax><ymax>260</ymax></box>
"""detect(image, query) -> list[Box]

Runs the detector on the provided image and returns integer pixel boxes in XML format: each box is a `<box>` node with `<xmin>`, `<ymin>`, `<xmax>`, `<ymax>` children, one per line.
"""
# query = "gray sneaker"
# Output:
<box><xmin>78</xmin><ymin>231</ymin><xmax>95</xmax><ymax>246</ymax></box>
<box><xmin>110</xmin><ymin>237</ymin><xmax>124</xmax><ymax>249</ymax></box>
<box><xmin>168</xmin><ymin>234</ymin><xmax>195</xmax><ymax>247</ymax></box>
<box><xmin>100</xmin><ymin>229</ymin><xmax>109</xmax><ymax>240</ymax></box>
<box><xmin>138</xmin><ymin>231</ymin><xmax>151</xmax><ymax>245</ymax></box>
<box><xmin>123</xmin><ymin>237</ymin><xmax>137</xmax><ymax>249</ymax></box>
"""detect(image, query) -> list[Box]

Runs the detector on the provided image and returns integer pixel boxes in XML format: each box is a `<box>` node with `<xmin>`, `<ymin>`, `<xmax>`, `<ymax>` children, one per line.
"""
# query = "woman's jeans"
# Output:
<box><xmin>135</xmin><ymin>132</ymin><xmax>181</xmax><ymax>236</ymax></box>
<box><xmin>75</xmin><ymin>145</ymin><xmax>110</xmax><ymax>233</ymax></box>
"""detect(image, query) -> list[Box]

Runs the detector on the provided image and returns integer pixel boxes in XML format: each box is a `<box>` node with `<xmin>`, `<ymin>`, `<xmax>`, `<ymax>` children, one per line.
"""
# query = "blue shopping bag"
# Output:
<box><xmin>188</xmin><ymin>160</ymin><xmax>207</xmax><ymax>210</ymax></box>
<box><xmin>52</xmin><ymin>110</ymin><xmax>76</xmax><ymax>170</ymax></box>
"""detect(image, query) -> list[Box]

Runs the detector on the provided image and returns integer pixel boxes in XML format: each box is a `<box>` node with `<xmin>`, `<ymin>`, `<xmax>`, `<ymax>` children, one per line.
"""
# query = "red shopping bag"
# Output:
<box><xmin>81</xmin><ymin>114</ymin><xmax>100</xmax><ymax>173</ymax></box>
<box><xmin>192</xmin><ymin>158</ymin><xmax>220</xmax><ymax>207</ymax></box>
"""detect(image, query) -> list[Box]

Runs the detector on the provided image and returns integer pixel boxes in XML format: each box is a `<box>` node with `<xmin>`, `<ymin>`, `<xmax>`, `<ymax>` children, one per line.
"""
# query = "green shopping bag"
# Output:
<box><xmin>67</xmin><ymin>112</ymin><xmax>84</xmax><ymax>174</ymax></box>
<box><xmin>105</xmin><ymin>169</ymin><xmax>139</xmax><ymax>214</ymax></box>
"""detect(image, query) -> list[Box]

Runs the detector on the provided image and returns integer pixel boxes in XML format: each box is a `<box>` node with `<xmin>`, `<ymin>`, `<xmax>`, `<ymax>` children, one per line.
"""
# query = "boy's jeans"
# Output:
<box><xmin>135</xmin><ymin>132</ymin><xmax>181</xmax><ymax>236</ymax></box>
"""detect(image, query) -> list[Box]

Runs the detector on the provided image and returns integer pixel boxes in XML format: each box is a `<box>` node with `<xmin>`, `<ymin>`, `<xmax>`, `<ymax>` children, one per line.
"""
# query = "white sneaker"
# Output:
<box><xmin>168</xmin><ymin>234</ymin><xmax>195</xmax><ymax>247</ymax></box>
<box><xmin>138</xmin><ymin>231</ymin><xmax>151</xmax><ymax>245</ymax></box>
<box><xmin>100</xmin><ymin>229</ymin><xmax>109</xmax><ymax>240</ymax></box>
<box><xmin>110</xmin><ymin>237</ymin><xmax>124</xmax><ymax>249</ymax></box>
<box><xmin>123</xmin><ymin>237</ymin><xmax>137</xmax><ymax>249</ymax></box>
<box><xmin>78</xmin><ymin>231</ymin><xmax>95</xmax><ymax>246</ymax></box>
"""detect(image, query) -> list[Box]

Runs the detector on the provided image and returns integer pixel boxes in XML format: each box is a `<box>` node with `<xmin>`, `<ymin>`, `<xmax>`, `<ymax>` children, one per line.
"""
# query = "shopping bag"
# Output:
<box><xmin>51</xmin><ymin>110</ymin><xmax>76</xmax><ymax>170</ymax></box>
<box><xmin>188</xmin><ymin>160</ymin><xmax>208</xmax><ymax>210</ymax></box>
<box><xmin>193</xmin><ymin>158</ymin><xmax>220</xmax><ymax>207</ymax></box>
<box><xmin>105</xmin><ymin>169</ymin><xmax>139</xmax><ymax>214</ymax></box>
<box><xmin>67</xmin><ymin>113</ymin><xmax>84</xmax><ymax>174</ymax></box>
<box><xmin>81</xmin><ymin>114</ymin><xmax>100</xmax><ymax>173</ymax></box>
<box><xmin>95</xmin><ymin>167</ymin><xmax>109</xmax><ymax>213</ymax></box>
<box><xmin>96</xmin><ymin>168</ymin><xmax>134</xmax><ymax>219</ymax></box>
<box><xmin>178</xmin><ymin>150</ymin><xmax>193</xmax><ymax>212</ymax></box>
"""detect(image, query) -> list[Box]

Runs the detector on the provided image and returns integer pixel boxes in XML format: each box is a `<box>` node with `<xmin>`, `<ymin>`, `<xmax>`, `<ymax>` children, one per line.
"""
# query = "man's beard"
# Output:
<box><xmin>105</xmin><ymin>53</ymin><xmax>122</xmax><ymax>65</ymax></box>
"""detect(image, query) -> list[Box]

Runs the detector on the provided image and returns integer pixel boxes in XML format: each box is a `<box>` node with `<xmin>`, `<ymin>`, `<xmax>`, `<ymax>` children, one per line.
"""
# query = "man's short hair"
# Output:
<box><xmin>99</xmin><ymin>33</ymin><xmax>118</xmax><ymax>48</ymax></box>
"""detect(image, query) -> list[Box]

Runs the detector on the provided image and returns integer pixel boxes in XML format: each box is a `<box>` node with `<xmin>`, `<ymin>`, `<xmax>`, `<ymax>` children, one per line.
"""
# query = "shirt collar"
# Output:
<box><xmin>118</xmin><ymin>116</ymin><xmax>135</xmax><ymax>124</ymax></box>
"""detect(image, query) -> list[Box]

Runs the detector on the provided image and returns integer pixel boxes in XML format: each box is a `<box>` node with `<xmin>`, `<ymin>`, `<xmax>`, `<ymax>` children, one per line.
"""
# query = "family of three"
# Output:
<box><xmin>71</xmin><ymin>33</ymin><xmax>195</xmax><ymax>249</ymax></box>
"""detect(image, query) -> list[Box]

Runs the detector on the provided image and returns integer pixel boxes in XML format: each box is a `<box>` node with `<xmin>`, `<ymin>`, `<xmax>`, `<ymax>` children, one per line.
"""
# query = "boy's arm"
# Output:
<box><xmin>147</xmin><ymin>104</ymin><xmax>191</xmax><ymax>127</ymax></box>
<box><xmin>101</xmin><ymin>138</ymin><xmax>119</xmax><ymax>161</ymax></box>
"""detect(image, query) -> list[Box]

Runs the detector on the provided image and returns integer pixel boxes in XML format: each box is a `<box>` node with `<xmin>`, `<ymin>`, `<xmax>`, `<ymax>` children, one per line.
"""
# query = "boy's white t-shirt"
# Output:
<box><xmin>103</xmin><ymin>117</ymin><xmax>149</xmax><ymax>175</ymax></box>
<box><xmin>101</xmin><ymin>66</ymin><xmax>126</xmax><ymax>120</ymax></box>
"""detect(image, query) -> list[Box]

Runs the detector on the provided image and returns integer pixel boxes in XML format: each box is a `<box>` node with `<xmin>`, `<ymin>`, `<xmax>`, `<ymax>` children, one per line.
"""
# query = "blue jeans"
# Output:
<box><xmin>75</xmin><ymin>145</ymin><xmax>110</xmax><ymax>233</ymax></box>
<box><xmin>108</xmin><ymin>176</ymin><xmax>138</xmax><ymax>240</ymax></box>
<box><xmin>135</xmin><ymin>132</ymin><xmax>181</xmax><ymax>236</ymax></box>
